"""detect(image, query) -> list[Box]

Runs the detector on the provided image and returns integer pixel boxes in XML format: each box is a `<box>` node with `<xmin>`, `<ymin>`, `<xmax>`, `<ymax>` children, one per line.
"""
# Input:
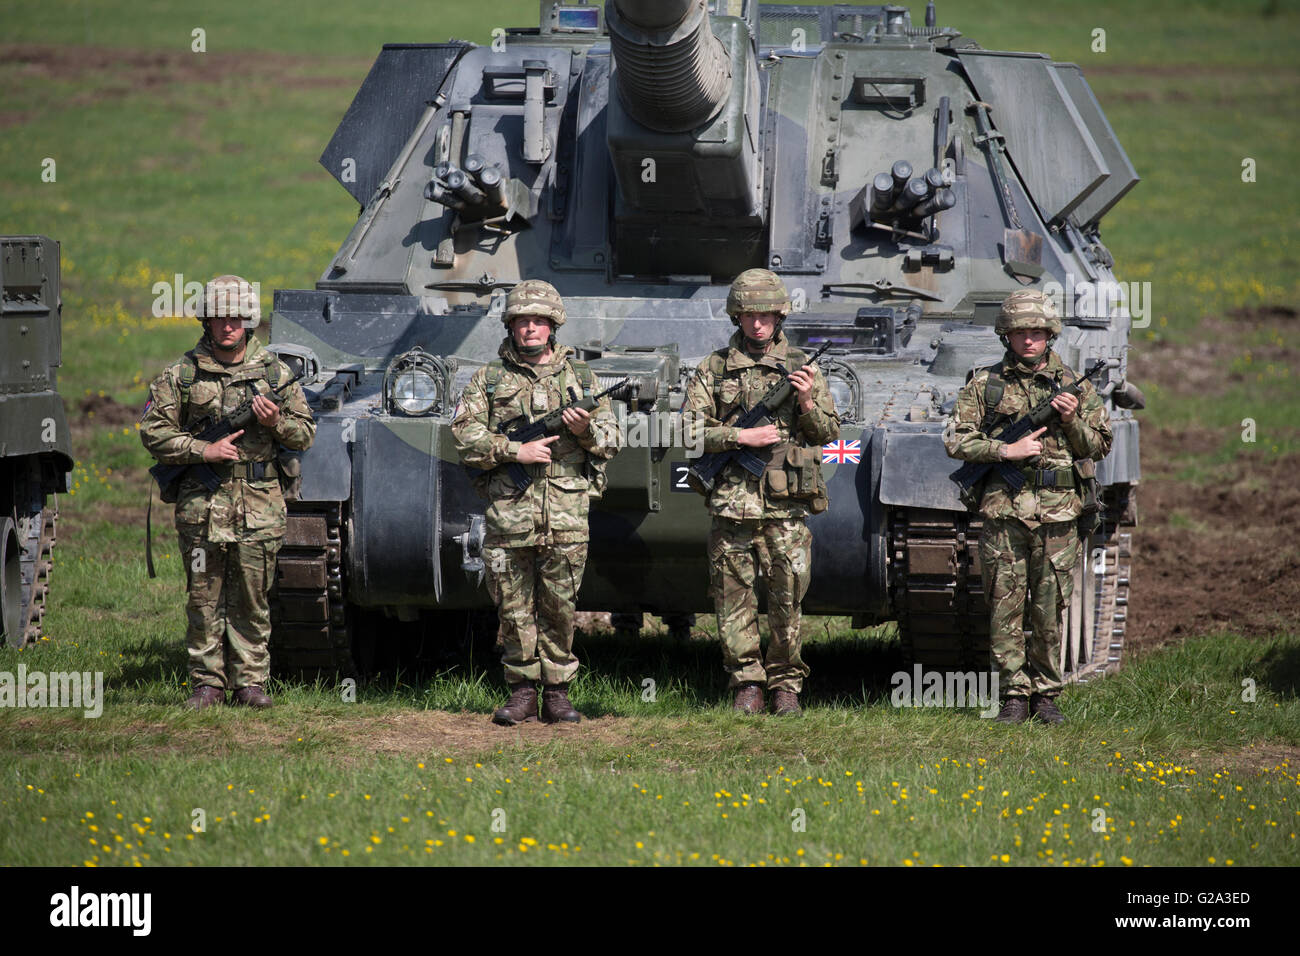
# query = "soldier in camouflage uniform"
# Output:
<box><xmin>684</xmin><ymin>269</ymin><xmax>840</xmax><ymax>716</ymax></box>
<box><xmin>141</xmin><ymin>275</ymin><xmax>316</xmax><ymax>710</ymax></box>
<box><xmin>451</xmin><ymin>279</ymin><xmax>619</xmax><ymax>725</ymax></box>
<box><xmin>943</xmin><ymin>290</ymin><xmax>1112</xmax><ymax>724</ymax></box>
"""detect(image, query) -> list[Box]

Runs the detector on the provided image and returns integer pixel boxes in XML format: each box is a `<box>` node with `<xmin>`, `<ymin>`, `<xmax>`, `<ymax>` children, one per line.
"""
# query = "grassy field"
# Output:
<box><xmin>1</xmin><ymin>0</ymin><xmax>1297</xmax><ymax>870</ymax></box>
<box><xmin>3</xmin><ymin>630</ymin><xmax>1298</xmax><ymax>866</ymax></box>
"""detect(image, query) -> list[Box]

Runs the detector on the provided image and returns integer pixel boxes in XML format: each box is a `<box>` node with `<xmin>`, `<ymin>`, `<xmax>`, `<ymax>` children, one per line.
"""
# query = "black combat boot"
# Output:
<box><xmin>492</xmin><ymin>682</ymin><xmax>538</xmax><ymax>725</ymax></box>
<box><xmin>1030</xmin><ymin>693</ymin><xmax>1065</xmax><ymax>725</ymax></box>
<box><xmin>541</xmin><ymin>683</ymin><xmax>582</xmax><ymax>723</ymax></box>
<box><xmin>994</xmin><ymin>696</ymin><xmax>1029</xmax><ymax>724</ymax></box>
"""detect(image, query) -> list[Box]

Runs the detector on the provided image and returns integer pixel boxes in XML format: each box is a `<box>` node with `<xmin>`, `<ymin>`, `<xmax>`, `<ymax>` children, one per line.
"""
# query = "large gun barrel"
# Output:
<box><xmin>606</xmin><ymin>0</ymin><xmax>731</xmax><ymax>133</ymax></box>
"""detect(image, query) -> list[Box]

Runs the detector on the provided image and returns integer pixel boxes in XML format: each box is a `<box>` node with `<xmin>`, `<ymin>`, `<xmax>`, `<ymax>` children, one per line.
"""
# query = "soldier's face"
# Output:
<box><xmin>1008</xmin><ymin>329</ymin><xmax>1049</xmax><ymax>361</ymax></box>
<box><xmin>510</xmin><ymin>314</ymin><xmax>553</xmax><ymax>349</ymax></box>
<box><xmin>207</xmin><ymin>315</ymin><xmax>247</xmax><ymax>351</ymax></box>
<box><xmin>738</xmin><ymin>310</ymin><xmax>780</xmax><ymax>346</ymax></box>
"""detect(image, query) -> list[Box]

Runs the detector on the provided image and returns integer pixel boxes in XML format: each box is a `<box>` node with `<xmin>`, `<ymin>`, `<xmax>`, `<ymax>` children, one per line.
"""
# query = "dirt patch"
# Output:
<box><xmin>73</xmin><ymin>712</ymin><xmax>655</xmax><ymax>762</ymax></box>
<box><xmin>341</xmin><ymin>711</ymin><xmax>646</xmax><ymax>758</ymax></box>
<box><xmin>76</xmin><ymin>394</ymin><xmax>140</xmax><ymax>426</ymax></box>
<box><xmin>1124</xmin><ymin>313</ymin><xmax>1300</xmax><ymax>654</ymax></box>
<box><xmin>1084</xmin><ymin>63</ymin><xmax>1287</xmax><ymax>78</ymax></box>
<box><xmin>1182</xmin><ymin>743</ymin><xmax>1298</xmax><ymax>777</ymax></box>
<box><xmin>1</xmin><ymin>44</ymin><xmax>363</xmax><ymax>93</ymax></box>
<box><xmin>1228</xmin><ymin>305</ymin><xmax>1298</xmax><ymax>324</ymax></box>
<box><xmin>0</xmin><ymin>44</ymin><xmax>363</xmax><ymax>128</ymax></box>
<box><xmin>1106</xmin><ymin>89</ymin><xmax>1196</xmax><ymax>104</ymax></box>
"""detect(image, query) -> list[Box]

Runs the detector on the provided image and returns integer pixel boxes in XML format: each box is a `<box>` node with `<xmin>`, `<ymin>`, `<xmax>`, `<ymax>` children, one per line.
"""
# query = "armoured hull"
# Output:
<box><xmin>267</xmin><ymin>2</ymin><xmax>1141</xmax><ymax>680</ymax></box>
<box><xmin>0</xmin><ymin>236</ymin><xmax>73</xmax><ymax>647</ymax></box>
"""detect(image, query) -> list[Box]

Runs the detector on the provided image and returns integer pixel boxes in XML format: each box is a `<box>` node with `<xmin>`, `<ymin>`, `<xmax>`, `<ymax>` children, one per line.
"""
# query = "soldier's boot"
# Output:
<box><xmin>541</xmin><ymin>683</ymin><xmax>582</xmax><ymax>724</ymax></box>
<box><xmin>770</xmin><ymin>688</ymin><xmax>802</xmax><ymax>716</ymax></box>
<box><xmin>184</xmin><ymin>685</ymin><xmax>224</xmax><ymax>711</ymax></box>
<box><xmin>492</xmin><ymin>682</ymin><xmax>539</xmax><ymax>726</ymax></box>
<box><xmin>232</xmin><ymin>685</ymin><xmax>273</xmax><ymax>709</ymax></box>
<box><xmin>732</xmin><ymin>683</ymin><xmax>765</xmax><ymax>715</ymax></box>
<box><xmin>1030</xmin><ymin>693</ymin><xmax>1065</xmax><ymax>725</ymax></box>
<box><xmin>994</xmin><ymin>696</ymin><xmax>1029</xmax><ymax>724</ymax></box>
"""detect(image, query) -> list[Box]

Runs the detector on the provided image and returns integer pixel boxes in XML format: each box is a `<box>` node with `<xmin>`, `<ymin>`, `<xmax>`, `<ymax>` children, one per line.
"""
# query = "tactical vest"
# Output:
<box><xmin>480</xmin><ymin>356</ymin><xmax>608</xmax><ymax>499</ymax></box>
<box><xmin>171</xmin><ymin>349</ymin><xmax>300</xmax><ymax>499</ymax></box>
<box><xmin>974</xmin><ymin>361</ymin><xmax>1077</xmax><ymax>438</ymax></box>
<box><xmin>173</xmin><ymin>348</ymin><xmax>281</xmax><ymax>428</ymax></box>
<box><xmin>704</xmin><ymin>345</ymin><xmax>828</xmax><ymax>513</ymax></box>
<box><xmin>966</xmin><ymin>360</ymin><xmax>1098</xmax><ymax>531</ymax></box>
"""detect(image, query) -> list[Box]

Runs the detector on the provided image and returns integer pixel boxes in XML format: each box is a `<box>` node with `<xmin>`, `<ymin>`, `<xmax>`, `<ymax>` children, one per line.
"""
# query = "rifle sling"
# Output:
<box><xmin>146</xmin><ymin>485</ymin><xmax>157</xmax><ymax>579</ymax></box>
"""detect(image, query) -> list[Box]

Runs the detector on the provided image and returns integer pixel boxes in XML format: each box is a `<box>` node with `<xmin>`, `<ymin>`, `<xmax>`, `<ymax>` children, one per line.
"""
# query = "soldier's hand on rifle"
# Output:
<box><xmin>737</xmin><ymin>423</ymin><xmax>780</xmax><ymax>447</ymax></box>
<box><xmin>561</xmin><ymin>406</ymin><xmax>592</xmax><ymax>437</ymax></box>
<box><xmin>788</xmin><ymin>366</ymin><xmax>816</xmax><ymax>413</ymax></box>
<box><xmin>252</xmin><ymin>394</ymin><xmax>281</xmax><ymax>427</ymax></box>
<box><xmin>202</xmin><ymin>429</ymin><xmax>244</xmax><ymax>463</ymax></box>
<box><xmin>518</xmin><ymin>434</ymin><xmax>560</xmax><ymax>464</ymax></box>
<box><xmin>1001</xmin><ymin>426</ymin><xmax>1047</xmax><ymax>461</ymax></box>
<box><xmin>1050</xmin><ymin>391</ymin><xmax>1078</xmax><ymax>424</ymax></box>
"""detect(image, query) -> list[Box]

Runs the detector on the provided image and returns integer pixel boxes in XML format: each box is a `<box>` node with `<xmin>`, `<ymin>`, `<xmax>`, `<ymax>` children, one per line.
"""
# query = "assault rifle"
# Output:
<box><xmin>148</xmin><ymin>369</ymin><xmax>305</xmax><ymax>497</ymax></box>
<box><xmin>686</xmin><ymin>340</ymin><xmax>833</xmax><ymax>495</ymax></box>
<box><xmin>948</xmin><ymin>359</ymin><xmax>1109</xmax><ymax>494</ymax></box>
<box><xmin>495</xmin><ymin>378</ymin><xmax>629</xmax><ymax>493</ymax></box>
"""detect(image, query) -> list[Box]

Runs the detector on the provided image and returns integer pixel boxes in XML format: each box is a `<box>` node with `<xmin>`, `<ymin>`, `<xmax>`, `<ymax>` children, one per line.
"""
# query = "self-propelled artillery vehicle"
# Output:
<box><xmin>1</xmin><ymin>236</ymin><xmax>73</xmax><ymax>647</ymax></box>
<box><xmin>266</xmin><ymin>1</ymin><xmax>1142</xmax><ymax>680</ymax></box>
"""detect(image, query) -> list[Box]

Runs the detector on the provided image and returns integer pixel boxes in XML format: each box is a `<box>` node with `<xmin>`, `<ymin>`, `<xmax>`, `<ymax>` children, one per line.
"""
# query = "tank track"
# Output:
<box><xmin>269</xmin><ymin>502</ymin><xmax>355</xmax><ymax>678</ymax></box>
<box><xmin>16</xmin><ymin>498</ymin><xmax>56</xmax><ymax>647</ymax></box>
<box><xmin>1072</xmin><ymin>487</ymin><xmax>1136</xmax><ymax>683</ymax></box>
<box><xmin>892</xmin><ymin>508</ymin><xmax>989</xmax><ymax>671</ymax></box>
<box><xmin>892</xmin><ymin>490</ymin><xmax>1134</xmax><ymax>681</ymax></box>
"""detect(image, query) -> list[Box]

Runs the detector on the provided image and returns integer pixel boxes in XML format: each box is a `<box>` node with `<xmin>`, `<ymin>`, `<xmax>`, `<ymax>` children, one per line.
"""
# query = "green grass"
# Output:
<box><xmin>1</xmin><ymin>0</ymin><xmax>1297</xmax><ymax>866</ymax></box>
<box><xmin>2</xmin><ymin>630</ymin><xmax>1296</xmax><ymax>866</ymax></box>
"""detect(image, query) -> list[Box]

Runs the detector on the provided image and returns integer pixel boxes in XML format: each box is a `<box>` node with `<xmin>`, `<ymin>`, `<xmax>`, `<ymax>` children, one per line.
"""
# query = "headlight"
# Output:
<box><xmin>821</xmin><ymin>362</ymin><xmax>860</xmax><ymax>423</ymax></box>
<box><xmin>384</xmin><ymin>348</ymin><xmax>453</xmax><ymax>417</ymax></box>
<box><xmin>393</xmin><ymin>368</ymin><xmax>440</xmax><ymax>415</ymax></box>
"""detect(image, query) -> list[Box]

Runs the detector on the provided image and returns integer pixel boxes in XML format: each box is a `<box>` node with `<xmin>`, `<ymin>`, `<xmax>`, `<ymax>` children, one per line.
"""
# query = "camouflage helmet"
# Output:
<box><xmin>995</xmin><ymin>289</ymin><xmax>1061</xmax><ymax>336</ymax></box>
<box><xmin>726</xmin><ymin>268</ymin><xmax>791</xmax><ymax>324</ymax></box>
<box><xmin>504</xmin><ymin>278</ymin><xmax>566</xmax><ymax>329</ymax></box>
<box><xmin>200</xmin><ymin>274</ymin><xmax>261</xmax><ymax>329</ymax></box>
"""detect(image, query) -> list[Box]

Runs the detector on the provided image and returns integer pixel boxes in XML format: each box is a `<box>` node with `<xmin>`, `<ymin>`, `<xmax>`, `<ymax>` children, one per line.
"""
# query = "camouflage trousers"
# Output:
<box><xmin>484</xmin><ymin>542</ymin><xmax>587</xmax><ymax>685</ymax></box>
<box><xmin>708</xmin><ymin>517</ymin><xmax>812</xmax><ymax>693</ymax></box>
<box><xmin>177</xmin><ymin>528</ymin><xmax>280</xmax><ymax>692</ymax></box>
<box><xmin>979</xmin><ymin>517</ymin><xmax>1080</xmax><ymax>699</ymax></box>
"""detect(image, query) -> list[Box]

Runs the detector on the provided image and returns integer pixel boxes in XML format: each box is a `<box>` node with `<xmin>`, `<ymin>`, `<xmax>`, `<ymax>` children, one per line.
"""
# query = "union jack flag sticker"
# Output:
<box><xmin>822</xmin><ymin>439</ymin><xmax>860</xmax><ymax>464</ymax></box>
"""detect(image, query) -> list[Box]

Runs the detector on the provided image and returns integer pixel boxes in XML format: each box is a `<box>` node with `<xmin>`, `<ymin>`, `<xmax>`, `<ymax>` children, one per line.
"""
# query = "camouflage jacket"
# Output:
<box><xmin>451</xmin><ymin>339</ymin><xmax>619</xmax><ymax>547</ymax></box>
<box><xmin>684</xmin><ymin>330</ymin><xmax>840</xmax><ymax>521</ymax></box>
<box><xmin>943</xmin><ymin>349</ymin><xmax>1112</xmax><ymax>523</ymax></box>
<box><xmin>140</xmin><ymin>336</ymin><xmax>316</xmax><ymax>543</ymax></box>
